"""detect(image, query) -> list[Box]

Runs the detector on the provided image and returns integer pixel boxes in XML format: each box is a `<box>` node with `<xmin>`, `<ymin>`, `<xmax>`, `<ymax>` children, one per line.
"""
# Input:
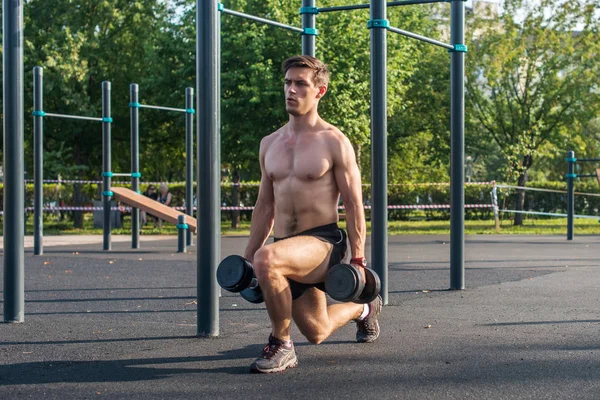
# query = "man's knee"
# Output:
<box><xmin>253</xmin><ymin>246</ymin><xmax>281</xmax><ymax>282</ymax></box>
<box><xmin>305</xmin><ymin>331</ymin><xmax>327</xmax><ymax>345</ymax></box>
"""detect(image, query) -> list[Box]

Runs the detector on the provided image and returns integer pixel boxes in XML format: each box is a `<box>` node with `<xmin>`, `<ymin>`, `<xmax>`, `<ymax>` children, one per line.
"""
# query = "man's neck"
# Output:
<box><xmin>288</xmin><ymin>109</ymin><xmax>320</xmax><ymax>134</ymax></box>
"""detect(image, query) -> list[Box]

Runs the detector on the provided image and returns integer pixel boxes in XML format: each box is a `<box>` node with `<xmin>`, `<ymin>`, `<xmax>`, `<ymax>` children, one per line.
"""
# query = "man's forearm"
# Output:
<box><xmin>344</xmin><ymin>202</ymin><xmax>366</xmax><ymax>259</ymax></box>
<box><xmin>244</xmin><ymin>204</ymin><xmax>275</xmax><ymax>261</ymax></box>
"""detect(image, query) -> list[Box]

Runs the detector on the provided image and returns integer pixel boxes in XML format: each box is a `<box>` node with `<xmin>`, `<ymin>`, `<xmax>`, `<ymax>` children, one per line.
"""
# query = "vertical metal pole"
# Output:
<box><xmin>450</xmin><ymin>0</ymin><xmax>465</xmax><ymax>290</ymax></box>
<box><xmin>185</xmin><ymin>87</ymin><xmax>194</xmax><ymax>247</ymax></box>
<box><xmin>33</xmin><ymin>67</ymin><xmax>44</xmax><ymax>256</ymax></box>
<box><xmin>567</xmin><ymin>150</ymin><xmax>575</xmax><ymax>241</ymax></box>
<box><xmin>130</xmin><ymin>84</ymin><xmax>140</xmax><ymax>249</ymax></box>
<box><xmin>102</xmin><ymin>81</ymin><xmax>112</xmax><ymax>251</ymax></box>
<box><xmin>3</xmin><ymin>0</ymin><xmax>25</xmax><ymax>323</ymax></box>
<box><xmin>301</xmin><ymin>0</ymin><xmax>316</xmax><ymax>57</ymax></box>
<box><xmin>178</xmin><ymin>215</ymin><xmax>187</xmax><ymax>253</ymax></box>
<box><xmin>370</xmin><ymin>0</ymin><xmax>388</xmax><ymax>305</ymax></box>
<box><xmin>197</xmin><ymin>0</ymin><xmax>220</xmax><ymax>337</ymax></box>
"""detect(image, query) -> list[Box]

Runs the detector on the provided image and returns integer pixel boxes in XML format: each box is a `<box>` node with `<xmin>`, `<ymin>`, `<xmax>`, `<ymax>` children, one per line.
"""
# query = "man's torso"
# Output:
<box><xmin>264</xmin><ymin>124</ymin><xmax>341</xmax><ymax>237</ymax></box>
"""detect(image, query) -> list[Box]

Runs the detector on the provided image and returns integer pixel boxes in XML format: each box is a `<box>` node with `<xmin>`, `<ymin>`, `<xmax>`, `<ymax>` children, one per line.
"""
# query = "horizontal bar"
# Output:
<box><xmin>387</xmin><ymin>26</ymin><xmax>454</xmax><ymax>50</ymax></box>
<box><xmin>495</xmin><ymin>184</ymin><xmax>600</xmax><ymax>198</ymax></box>
<box><xmin>111</xmin><ymin>173</ymin><xmax>133</xmax><ymax>177</ymax></box>
<box><xmin>319</xmin><ymin>0</ymin><xmax>448</xmax><ymax>13</ymax></box>
<box><xmin>577</xmin><ymin>174</ymin><xmax>598</xmax><ymax>178</ymax></box>
<box><xmin>139</xmin><ymin>104</ymin><xmax>187</xmax><ymax>113</ymax></box>
<box><xmin>222</xmin><ymin>8</ymin><xmax>303</xmax><ymax>33</ymax></box>
<box><xmin>44</xmin><ymin>113</ymin><xmax>103</xmax><ymax>122</ymax></box>
<box><xmin>577</xmin><ymin>158</ymin><xmax>600</xmax><ymax>162</ymax></box>
<box><xmin>501</xmin><ymin>209</ymin><xmax>600</xmax><ymax>220</ymax></box>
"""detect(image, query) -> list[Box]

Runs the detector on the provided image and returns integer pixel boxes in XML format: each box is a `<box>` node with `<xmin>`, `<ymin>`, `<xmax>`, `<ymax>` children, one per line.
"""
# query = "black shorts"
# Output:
<box><xmin>273</xmin><ymin>223</ymin><xmax>348</xmax><ymax>300</ymax></box>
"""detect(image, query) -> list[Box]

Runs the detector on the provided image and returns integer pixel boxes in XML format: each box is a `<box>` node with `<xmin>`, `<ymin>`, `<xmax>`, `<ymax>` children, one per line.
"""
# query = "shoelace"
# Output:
<box><xmin>261</xmin><ymin>342</ymin><xmax>282</xmax><ymax>359</ymax></box>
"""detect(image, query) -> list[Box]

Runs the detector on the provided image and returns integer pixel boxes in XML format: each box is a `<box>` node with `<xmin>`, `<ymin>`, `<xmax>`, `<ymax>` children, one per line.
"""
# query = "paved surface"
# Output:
<box><xmin>1</xmin><ymin>234</ymin><xmax>600</xmax><ymax>399</ymax></box>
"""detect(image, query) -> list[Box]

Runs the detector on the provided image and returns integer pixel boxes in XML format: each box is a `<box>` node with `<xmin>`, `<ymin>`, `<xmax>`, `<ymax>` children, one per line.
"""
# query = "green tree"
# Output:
<box><xmin>466</xmin><ymin>0</ymin><xmax>600</xmax><ymax>225</ymax></box>
<box><xmin>21</xmin><ymin>0</ymin><xmax>173</xmax><ymax>226</ymax></box>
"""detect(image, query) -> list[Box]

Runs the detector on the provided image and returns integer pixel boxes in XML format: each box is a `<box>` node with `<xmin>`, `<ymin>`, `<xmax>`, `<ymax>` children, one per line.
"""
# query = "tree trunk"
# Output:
<box><xmin>73</xmin><ymin>183</ymin><xmax>83</xmax><ymax>228</ymax></box>
<box><xmin>513</xmin><ymin>171</ymin><xmax>528</xmax><ymax>226</ymax></box>
<box><xmin>231</xmin><ymin>169</ymin><xmax>240</xmax><ymax>228</ymax></box>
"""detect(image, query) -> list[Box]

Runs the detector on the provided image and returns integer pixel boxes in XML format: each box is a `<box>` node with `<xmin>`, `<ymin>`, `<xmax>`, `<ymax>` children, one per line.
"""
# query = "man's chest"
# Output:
<box><xmin>265</xmin><ymin>140</ymin><xmax>332</xmax><ymax>182</ymax></box>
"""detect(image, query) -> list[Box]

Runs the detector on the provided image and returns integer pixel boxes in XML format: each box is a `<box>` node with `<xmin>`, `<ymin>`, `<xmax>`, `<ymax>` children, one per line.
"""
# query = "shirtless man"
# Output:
<box><xmin>244</xmin><ymin>55</ymin><xmax>382</xmax><ymax>374</ymax></box>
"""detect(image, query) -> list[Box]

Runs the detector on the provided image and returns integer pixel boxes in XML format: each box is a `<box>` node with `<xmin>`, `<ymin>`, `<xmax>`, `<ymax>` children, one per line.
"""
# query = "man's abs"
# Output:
<box><xmin>272</xmin><ymin>176</ymin><xmax>340</xmax><ymax>237</ymax></box>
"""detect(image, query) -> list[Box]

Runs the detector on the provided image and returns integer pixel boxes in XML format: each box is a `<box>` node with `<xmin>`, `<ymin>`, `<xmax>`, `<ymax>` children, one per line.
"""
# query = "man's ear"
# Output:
<box><xmin>316</xmin><ymin>84</ymin><xmax>328</xmax><ymax>99</ymax></box>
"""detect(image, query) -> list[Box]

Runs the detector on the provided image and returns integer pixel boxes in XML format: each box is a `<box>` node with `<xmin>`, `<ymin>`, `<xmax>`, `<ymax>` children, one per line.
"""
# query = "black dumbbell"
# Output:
<box><xmin>216</xmin><ymin>255</ymin><xmax>264</xmax><ymax>304</ymax></box>
<box><xmin>324</xmin><ymin>263</ymin><xmax>381</xmax><ymax>304</ymax></box>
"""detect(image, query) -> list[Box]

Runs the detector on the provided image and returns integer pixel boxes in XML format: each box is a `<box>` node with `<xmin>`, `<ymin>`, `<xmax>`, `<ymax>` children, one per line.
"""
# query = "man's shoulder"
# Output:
<box><xmin>319</xmin><ymin>123</ymin><xmax>349</xmax><ymax>146</ymax></box>
<box><xmin>260</xmin><ymin>127</ymin><xmax>285</xmax><ymax>148</ymax></box>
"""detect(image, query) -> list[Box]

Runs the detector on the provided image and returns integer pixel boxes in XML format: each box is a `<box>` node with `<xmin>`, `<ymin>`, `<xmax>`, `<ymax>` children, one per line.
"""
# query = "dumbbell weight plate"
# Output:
<box><xmin>355</xmin><ymin>268</ymin><xmax>381</xmax><ymax>304</ymax></box>
<box><xmin>216</xmin><ymin>255</ymin><xmax>254</xmax><ymax>293</ymax></box>
<box><xmin>240</xmin><ymin>278</ymin><xmax>264</xmax><ymax>304</ymax></box>
<box><xmin>325</xmin><ymin>263</ymin><xmax>365</xmax><ymax>303</ymax></box>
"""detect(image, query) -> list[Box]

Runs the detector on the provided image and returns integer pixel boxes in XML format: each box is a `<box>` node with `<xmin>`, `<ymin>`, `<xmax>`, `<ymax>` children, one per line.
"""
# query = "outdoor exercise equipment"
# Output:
<box><xmin>31</xmin><ymin>67</ymin><xmax>194</xmax><ymax>254</ymax></box>
<box><xmin>565</xmin><ymin>150</ymin><xmax>600</xmax><ymax>240</ymax></box>
<box><xmin>196</xmin><ymin>0</ymin><xmax>466</xmax><ymax>337</ymax></box>
<box><xmin>2</xmin><ymin>0</ymin><xmax>466</xmax><ymax>329</ymax></box>
<box><xmin>32</xmin><ymin>66</ymin><xmax>112</xmax><ymax>255</ymax></box>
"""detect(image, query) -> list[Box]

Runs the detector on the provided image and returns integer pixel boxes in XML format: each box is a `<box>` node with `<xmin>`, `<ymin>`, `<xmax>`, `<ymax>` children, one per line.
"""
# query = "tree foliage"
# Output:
<box><xmin>465</xmin><ymin>0</ymin><xmax>600</xmax><ymax>223</ymax></box>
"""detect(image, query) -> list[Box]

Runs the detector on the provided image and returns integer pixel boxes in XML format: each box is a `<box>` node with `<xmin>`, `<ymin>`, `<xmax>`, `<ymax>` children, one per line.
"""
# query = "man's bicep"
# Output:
<box><xmin>256</xmin><ymin>140</ymin><xmax>275</xmax><ymax>207</ymax></box>
<box><xmin>334</xmin><ymin>137</ymin><xmax>362</xmax><ymax>204</ymax></box>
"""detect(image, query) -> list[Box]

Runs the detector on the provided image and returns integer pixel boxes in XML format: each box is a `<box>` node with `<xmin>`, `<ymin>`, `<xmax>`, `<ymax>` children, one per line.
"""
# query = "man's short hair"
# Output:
<box><xmin>282</xmin><ymin>55</ymin><xmax>330</xmax><ymax>87</ymax></box>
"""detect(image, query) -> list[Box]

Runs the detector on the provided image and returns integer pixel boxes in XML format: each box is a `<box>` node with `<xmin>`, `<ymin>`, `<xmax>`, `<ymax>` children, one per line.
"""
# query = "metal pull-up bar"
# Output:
<box><xmin>387</xmin><ymin>25</ymin><xmax>455</xmax><ymax>50</ymax></box>
<box><xmin>220</xmin><ymin>4</ymin><xmax>305</xmax><ymax>34</ymax></box>
<box><xmin>318</xmin><ymin>0</ymin><xmax>451</xmax><ymax>13</ymax></box>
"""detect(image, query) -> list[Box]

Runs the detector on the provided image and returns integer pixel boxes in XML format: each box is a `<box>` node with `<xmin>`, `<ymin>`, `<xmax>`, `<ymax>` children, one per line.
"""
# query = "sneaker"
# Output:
<box><xmin>355</xmin><ymin>295</ymin><xmax>382</xmax><ymax>343</ymax></box>
<box><xmin>250</xmin><ymin>335</ymin><xmax>298</xmax><ymax>373</ymax></box>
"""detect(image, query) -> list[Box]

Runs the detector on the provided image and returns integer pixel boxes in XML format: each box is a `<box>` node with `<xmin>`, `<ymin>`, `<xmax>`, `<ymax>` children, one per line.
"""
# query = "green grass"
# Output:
<box><xmin>17</xmin><ymin>214</ymin><xmax>600</xmax><ymax>236</ymax></box>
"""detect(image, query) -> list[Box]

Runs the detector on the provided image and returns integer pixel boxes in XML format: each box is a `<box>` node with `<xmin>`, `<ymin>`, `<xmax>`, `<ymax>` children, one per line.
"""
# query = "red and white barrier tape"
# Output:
<box><xmin>25</xmin><ymin>179</ymin><xmax>496</xmax><ymax>187</ymax></box>
<box><xmin>5</xmin><ymin>203</ymin><xmax>494</xmax><ymax>215</ymax></box>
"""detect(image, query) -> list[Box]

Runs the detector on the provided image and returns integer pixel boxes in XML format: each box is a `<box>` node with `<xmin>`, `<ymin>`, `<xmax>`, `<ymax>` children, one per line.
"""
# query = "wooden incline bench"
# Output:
<box><xmin>111</xmin><ymin>187</ymin><xmax>197</xmax><ymax>233</ymax></box>
<box><xmin>596</xmin><ymin>169</ymin><xmax>600</xmax><ymax>187</ymax></box>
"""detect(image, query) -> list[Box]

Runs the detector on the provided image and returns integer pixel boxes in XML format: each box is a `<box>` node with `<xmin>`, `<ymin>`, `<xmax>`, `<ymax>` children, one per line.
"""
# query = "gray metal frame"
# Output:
<box><xmin>33</xmin><ymin>67</ymin><xmax>44</xmax><ymax>256</ymax></box>
<box><xmin>185</xmin><ymin>88</ymin><xmax>195</xmax><ymax>247</ymax></box>
<box><xmin>3</xmin><ymin>0</ymin><xmax>25</xmax><ymax>323</ymax></box>
<box><xmin>370</xmin><ymin>0</ymin><xmax>389</xmax><ymax>304</ymax></box>
<box><xmin>565</xmin><ymin>151</ymin><xmax>600</xmax><ymax>241</ymax></box>
<box><xmin>449</xmin><ymin>0</ymin><xmax>466</xmax><ymax>290</ymax></box>
<box><xmin>131</xmin><ymin>84</ymin><xmax>141</xmax><ymax>249</ymax></box>
<box><xmin>129</xmin><ymin>86</ymin><xmax>195</xmax><ymax>249</ymax></box>
<box><xmin>193</xmin><ymin>0</ymin><xmax>466</xmax><ymax>335</ymax></box>
<box><xmin>32</xmin><ymin>66</ymin><xmax>112</xmax><ymax>255</ymax></box>
<box><xmin>102</xmin><ymin>82</ymin><xmax>112</xmax><ymax>251</ymax></box>
<box><xmin>197</xmin><ymin>0</ymin><xmax>220</xmax><ymax>337</ymax></box>
<box><xmin>3</xmin><ymin>0</ymin><xmax>464</xmax><ymax>329</ymax></box>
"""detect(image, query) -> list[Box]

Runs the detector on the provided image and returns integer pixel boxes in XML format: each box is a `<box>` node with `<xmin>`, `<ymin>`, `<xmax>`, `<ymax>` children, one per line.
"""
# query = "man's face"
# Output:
<box><xmin>284</xmin><ymin>67</ymin><xmax>326</xmax><ymax>116</ymax></box>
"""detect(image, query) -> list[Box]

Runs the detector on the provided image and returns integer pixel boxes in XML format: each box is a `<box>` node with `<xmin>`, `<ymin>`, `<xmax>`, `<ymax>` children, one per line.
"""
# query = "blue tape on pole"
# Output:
<box><xmin>102</xmin><ymin>172</ymin><xmax>114</xmax><ymax>177</ymax></box>
<box><xmin>131</xmin><ymin>172</ymin><xmax>142</xmax><ymax>178</ymax></box>
<box><xmin>186</xmin><ymin>108</ymin><xmax>196</xmax><ymax>114</ymax></box>
<box><xmin>102</xmin><ymin>117</ymin><xmax>113</xmax><ymax>123</ymax></box>
<box><xmin>217</xmin><ymin>2</ymin><xmax>224</xmax><ymax>11</ymax></box>
<box><xmin>565</xmin><ymin>173</ymin><xmax>578</xmax><ymax>178</ymax></box>
<box><xmin>566</xmin><ymin>157</ymin><xmax>577</xmax><ymax>163</ymax></box>
<box><xmin>177</xmin><ymin>223</ymin><xmax>189</xmax><ymax>230</ymax></box>
<box><xmin>32</xmin><ymin>110</ymin><xmax>46</xmax><ymax>117</ymax></box>
<box><xmin>136</xmin><ymin>190</ymin><xmax>142</xmax><ymax>194</ymax></box>
<box><xmin>302</xmin><ymin>27</ymin><xmax>318</xmax><ymax>36</ymax></box>
<box><xmin>451</xmin><ymin>44</ymin><xmax>468</xmax><ymax>53</ymax></box>
<box><xmin>299</xmin><ymin>6</ymin><xmax>319</xmax><ymax>14</ymax></box>
<box><xmin>129</xmin><ymin>102</ymin><xmax>141</xmax><ymax>108</ymax></box>
<box><xmin>367</xmin><ymin>19</ymin><xmax>390</xmax><ymax>29</ymax></box>
<box><xmin>102</xmin><ymin>191</ymin><xmax>114</xmax><ymax>197</ymax></box>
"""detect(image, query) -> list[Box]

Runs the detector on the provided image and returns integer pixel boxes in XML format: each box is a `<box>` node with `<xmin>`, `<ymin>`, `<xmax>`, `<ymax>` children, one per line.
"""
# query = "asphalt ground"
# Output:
<box><xmin>1</xmin><ymin>234</ymin><xmax>600</xmax><ymax>399</ymax></box>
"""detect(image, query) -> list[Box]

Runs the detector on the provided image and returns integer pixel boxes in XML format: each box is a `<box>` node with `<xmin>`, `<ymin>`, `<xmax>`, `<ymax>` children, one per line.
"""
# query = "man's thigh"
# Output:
<box><xmin>264</xmin><ymin>235</ymin><xmax>333</xmax><ymax>284</ymax></box>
